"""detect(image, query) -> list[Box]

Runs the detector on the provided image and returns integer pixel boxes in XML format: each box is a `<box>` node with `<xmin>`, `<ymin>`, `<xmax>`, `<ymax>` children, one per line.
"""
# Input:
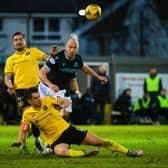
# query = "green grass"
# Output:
<box><xmin>0</xmin><ymin>125</ymin><xmax>168</xmax><ymax>168</ymax></box>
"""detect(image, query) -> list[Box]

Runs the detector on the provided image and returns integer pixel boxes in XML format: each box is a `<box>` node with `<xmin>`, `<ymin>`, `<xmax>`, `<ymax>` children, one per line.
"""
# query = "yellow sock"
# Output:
<box><xmin>68</xmin><ymin>149</ymin><xmax>85</xmax><ymax>157</ymax></box>
<box><xmin>102</xmin><ymin>139</ymin><xmax>128</xmax><ymax>154</ymax></box>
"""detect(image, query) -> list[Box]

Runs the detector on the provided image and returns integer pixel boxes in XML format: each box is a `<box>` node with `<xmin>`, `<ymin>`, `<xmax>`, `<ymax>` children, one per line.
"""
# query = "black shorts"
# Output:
<box><xmin>15</xmin><ymin>87</ymin><xmax>38</xmax><ymax>115</ymax></box>
<box><xmin>51</xmin><ymin>125</ymin><xmax>87</xmax><ymax>149</ymax></box>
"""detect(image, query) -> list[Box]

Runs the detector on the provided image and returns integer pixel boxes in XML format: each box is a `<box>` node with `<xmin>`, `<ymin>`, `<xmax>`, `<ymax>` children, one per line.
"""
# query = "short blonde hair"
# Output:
<box><xmin>66</xmin><ymin>33</ymin><xmax>79</xmax><ymax>49</ymax></box>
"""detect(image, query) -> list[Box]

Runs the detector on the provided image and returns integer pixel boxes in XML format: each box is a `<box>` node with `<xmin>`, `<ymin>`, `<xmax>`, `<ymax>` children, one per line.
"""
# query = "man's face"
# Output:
<box><xmin>29</xmin><ymin>92</ymin><xmax>42</xmax><ymax>108</ymax></box>
<box><xmin>150</xmin><ymin>68</ymin><xmax>157</xmax><ymax>76</ymax></box>
<box><xmin>65</xmin><ymin>39</ymin><xmax>78</xmax><ymax>59</ymax></box>
<box><xmin>13</xmin><ymin>34</ymin><xmax>26</xmax><ymax>52</ymax></box>
<box><xmin>99</xmin><ymin>65</ymin><xmax>106</xmax><ymax>74</ymax></box>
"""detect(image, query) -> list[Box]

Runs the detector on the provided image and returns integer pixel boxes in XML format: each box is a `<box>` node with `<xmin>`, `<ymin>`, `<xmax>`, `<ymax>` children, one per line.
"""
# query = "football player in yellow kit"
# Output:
<box><xmin>20</xmin><ymin>88</ymin><xmax>143</xmax><ymax>158</ymax></box>
<box><xmin>4</xmin><ymin>32</ymin><xmax>56</xmax><ymax>154</ymax></box>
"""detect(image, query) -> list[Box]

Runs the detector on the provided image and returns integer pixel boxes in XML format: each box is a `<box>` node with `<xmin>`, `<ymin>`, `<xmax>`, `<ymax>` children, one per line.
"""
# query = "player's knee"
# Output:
<box><xmin>54</xmin><ymin>146</ymin><xmax>69</xmax><ymax>157</ymax></box>
<box><xmin>94</xmin><ymin>139</ymin><xmax>104</xmax><ymax>146</ymax></box>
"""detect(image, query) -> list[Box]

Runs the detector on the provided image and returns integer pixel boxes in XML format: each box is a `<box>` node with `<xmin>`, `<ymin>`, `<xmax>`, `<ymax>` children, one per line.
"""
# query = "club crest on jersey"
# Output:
<box><xmin>43</xmin><ymin>105</ymin><xmax>48</xmax><ymax>111</ymax></box>
<box><xmin>50</xmin><ymin>57</ymin><xmax>55</xmax><ymax>64</ymax></box>
<box><xmin>25</xmin><ymin>52</ymin><xmax>30</xmax><ymax>56</ymax></box>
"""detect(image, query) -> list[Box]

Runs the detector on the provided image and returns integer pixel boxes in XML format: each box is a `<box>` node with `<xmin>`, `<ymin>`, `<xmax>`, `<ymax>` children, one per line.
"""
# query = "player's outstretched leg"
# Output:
<box><xmin>54</xmin><ymin>143</ymin><xmax>99</xmax><ymax>157</ymax></box>
<box><xmin>102</xmin><ymin>139</ymin><xmax>143</xmax><ymax>157</ymax></box>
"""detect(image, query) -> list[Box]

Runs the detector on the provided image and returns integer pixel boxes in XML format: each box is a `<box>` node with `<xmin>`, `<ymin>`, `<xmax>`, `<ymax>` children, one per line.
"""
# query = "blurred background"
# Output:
<box><xmin>0</xmin><ymin>0</ymin><xmax>168</xmax><ymax>125</ymax></box>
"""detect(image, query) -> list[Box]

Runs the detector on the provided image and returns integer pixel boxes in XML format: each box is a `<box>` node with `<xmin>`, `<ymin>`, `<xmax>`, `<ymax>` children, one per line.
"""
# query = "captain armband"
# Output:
<box><xmin>21</xmin><ymin>123</ymin><xmax>29</xmax><ymax>131</ymax></box>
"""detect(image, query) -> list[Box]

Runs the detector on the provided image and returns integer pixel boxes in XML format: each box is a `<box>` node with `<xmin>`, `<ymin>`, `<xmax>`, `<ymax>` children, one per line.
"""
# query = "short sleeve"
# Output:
<box><xmin>45</xmin><ymin>55</ymin><xmax>59</xmax><ymax>71</ymax></box>
<box><xmin>31</xmin><ymin>48</ymin><xmax>46</xmax><ymax>61</ymax></box>
<box><xmin>77</xmin><ymin>55</ymin><xmax>84</xmax><ymax>68</ymax></box>
<box><xmin>45</xmin><ymin>96</ymin><xmax>58</xmax><ymax>104</ymax></box>
<box><xmin>4</xmin><ymin>58</ymin><xmax>13</xmax><ymax>74</ymax></box>
<box><xmin>21</xmin><ymin>112</ymin><xmax>30</xmax><ymax>125</ymax></box>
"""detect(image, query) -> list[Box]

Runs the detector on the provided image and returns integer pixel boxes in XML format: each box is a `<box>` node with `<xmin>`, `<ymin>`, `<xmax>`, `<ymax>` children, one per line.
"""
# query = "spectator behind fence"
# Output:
<box><xmin>143</xmin><ymin>67</ymin><xmax>163</xmax><ymax>125</ymax></box>
<box><xmin>113</xmin><ymin>88</ymin><xmax>132</xmax><ymax>124</ymax></box>
<box><xmin>90</xmin><ymin>64</ymin><xmax>111</xmax><ymax>124</ymax></box>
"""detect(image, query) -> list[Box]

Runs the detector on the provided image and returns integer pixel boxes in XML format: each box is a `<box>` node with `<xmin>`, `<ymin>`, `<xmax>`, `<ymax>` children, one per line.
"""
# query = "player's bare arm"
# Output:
<box><xmin>81</xmin><ymin>64</ymin><xmax>108</xmax><ymax>83</ymax></box>
<box><xmin>50</xmin><ymin>45</ymin><xmax>59</xmax><ymax>56</ymax></box>
<box><xmin>54</xmin><ymin>97</ymin><xmax>72</xmax><ymax>110</ymax></box>
<box><xmin>20</xmin><ymin>123</ymin><xmax>29</xmax><ymax>146</ymax></box>
<box><xmin>43</xmin><ymin>45</ymin><xmax>59</xmax><ymax>61</ymax></box>
<box><xmin>5</xmin><ymin>73</ymin><xmax>15</xmax><ymax>95</ymax></box>
<box><xmin>39</xmin><ymin>66</ymin><xmax>59</xmax><ymax>92</ymax></box>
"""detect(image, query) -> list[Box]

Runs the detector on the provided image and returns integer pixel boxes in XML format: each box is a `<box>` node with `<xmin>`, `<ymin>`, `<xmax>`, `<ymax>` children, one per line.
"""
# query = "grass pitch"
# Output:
<box><xmin>0</xmin><ymin>125</ymin><xmax>168</xmax><ymax>168</ymax></box>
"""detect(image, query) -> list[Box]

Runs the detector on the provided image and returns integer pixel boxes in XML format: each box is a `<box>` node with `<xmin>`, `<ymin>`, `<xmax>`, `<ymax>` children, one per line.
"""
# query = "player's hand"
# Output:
<box><xmin>20</xmin><ymin>145</ymin><xmax>30</xmax><ymax>155</ymax></box>
<box><xmin>7</xmin><ymin>87</ymin><xmax>15</xmax><ymax>95</ymax></box>
<box><xmin>75</xmin><ymin>90</ymin><xmax>82</xmax><ymax>98</ymax></box>
<box><xmin>50</xmin><ymin>45</ymin><xmax>59</xmax><ymax>56</ymax></box>
<box><xmin>98</xmin><ymin>76</ymin><xmax>108</xmax><ymax>84</ymax></box>
<box><xmin>48</xmin><ymin>83</ymin><xmax>60</xmax><ymax>92</ymax></box>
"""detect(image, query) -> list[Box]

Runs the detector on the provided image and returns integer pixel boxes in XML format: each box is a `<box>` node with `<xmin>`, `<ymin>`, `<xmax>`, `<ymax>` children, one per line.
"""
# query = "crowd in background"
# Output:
<box><xmin>0</xmin><ymin>66</ymin><xmax>168</xmax><ymax>125</ymax></box>
<box><xmin>113</xmin><ymin>67</ymin><xmax>168</xmax><ymax>125</ymax></box>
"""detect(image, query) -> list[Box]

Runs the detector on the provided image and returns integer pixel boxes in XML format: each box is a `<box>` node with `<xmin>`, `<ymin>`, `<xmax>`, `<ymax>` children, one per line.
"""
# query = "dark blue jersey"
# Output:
<box><xmin>45</xmin><ymin>50</ymin><xmax>84</xmax><ymax>94</ymax></box>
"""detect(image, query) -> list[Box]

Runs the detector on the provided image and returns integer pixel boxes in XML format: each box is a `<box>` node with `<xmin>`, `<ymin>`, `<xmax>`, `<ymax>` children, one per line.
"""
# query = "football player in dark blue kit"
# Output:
<box><xmin>38</xmin><ymin>34</ymin><xmax>108</xmax><ymax>120</ymax></box>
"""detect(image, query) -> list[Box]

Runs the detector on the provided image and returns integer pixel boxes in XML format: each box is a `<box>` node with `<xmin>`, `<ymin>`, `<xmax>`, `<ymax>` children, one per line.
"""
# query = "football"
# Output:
<box><xmin>85</xmin><ymin>4</ymin><xmax>102</xmax><ymax>20</ymax></box>
<box><xmin>79</xmin><ymin>4</ymin><xmax>102</xmax><ymax>21</ymax></box>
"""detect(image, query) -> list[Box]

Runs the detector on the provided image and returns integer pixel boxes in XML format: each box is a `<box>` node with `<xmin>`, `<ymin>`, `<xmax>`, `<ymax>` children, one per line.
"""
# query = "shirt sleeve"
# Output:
<box><xmin>45</xmin><ymin>55</ymin><xmax>58</xmax><ymax>71</ymax></box>
<box><xmin>78</xmin><ymin>55</ymin><xmax>84</xmax><ymax>68</ymax></box>
<box><xmin>21</xmin><ymin>113</ymin><xmax>30</xmax><ymax>125</ymax></box>
<box><xmin>4</xmin><ymin>58</ymin><xmax>13</xmax><ymax>74</ymax></box>
<box><xmin>32</xmin><ymin>48</ymin><xmax>46</xmax><ymax>61</ymax></box>
<box><xmin>44</xmin><ymin>96</ymin><xmax>58</xmax><ymax>105</ymax></box>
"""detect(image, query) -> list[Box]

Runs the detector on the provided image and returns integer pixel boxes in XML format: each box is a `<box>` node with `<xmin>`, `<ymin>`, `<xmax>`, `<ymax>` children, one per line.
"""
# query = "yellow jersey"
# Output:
<box><xmin>22</xmin><ymin>96</ymin><xmax>70</xmax><ymax>145</ymax></box>
<box><xmin>4</xmin><ymin>48</ymin><xmax>46</xmax><ymax>89</ymax></box>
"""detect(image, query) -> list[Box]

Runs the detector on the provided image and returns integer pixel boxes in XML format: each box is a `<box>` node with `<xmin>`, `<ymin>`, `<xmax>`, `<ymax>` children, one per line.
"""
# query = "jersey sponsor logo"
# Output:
<box><xmin>12</xmin><ymin>59</ymin><xmax>30</xmax><ymax>66</ymax></box>
<box><xmin>60</xmin><ymin>68</ymin><xmax>77</xmax><ymax>73</ymax></box>
<box><xmin>31</xmin><ymin>114</ymin><xmax>37</xmax><ymax>120</ymax></box>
